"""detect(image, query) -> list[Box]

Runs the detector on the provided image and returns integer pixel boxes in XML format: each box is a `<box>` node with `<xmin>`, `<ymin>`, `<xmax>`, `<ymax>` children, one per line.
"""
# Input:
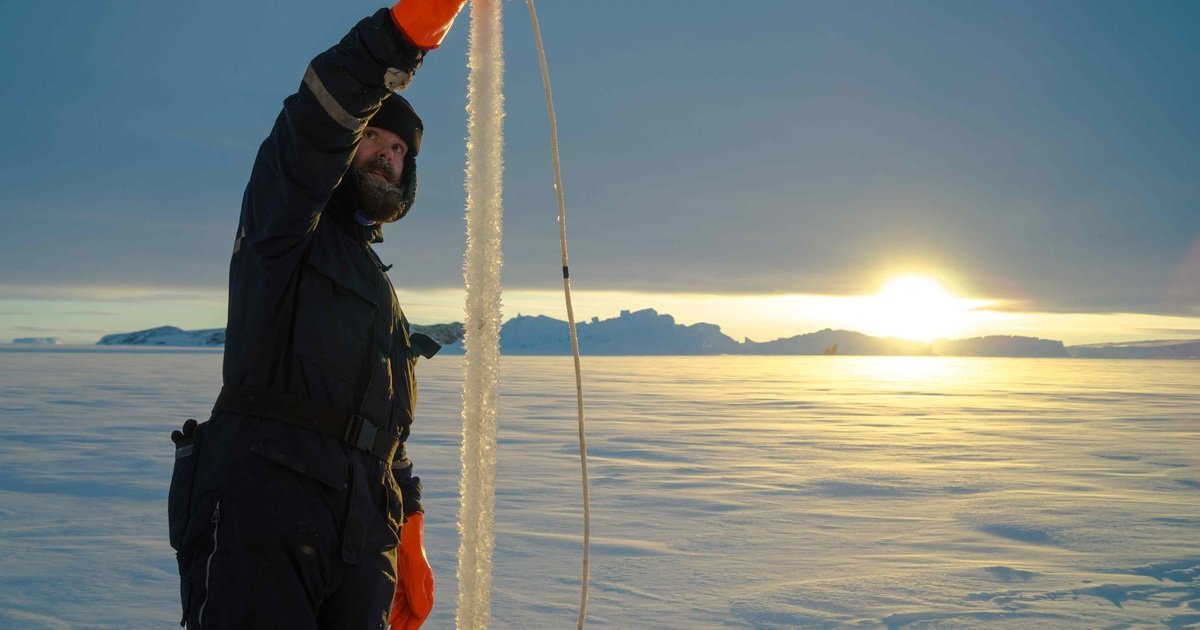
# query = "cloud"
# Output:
<box><xmin>0</xmin><ymin>284</ymin><xmax>226</xmax><ymax>303</ymax></box>
<box><xmin>14</xmin><ymin>325</ymin><xmax>111</xmax><ymax>334</ymax></box>
<box><xmin>1136</xmin><ymin>328</ymin><xmax>1200</xmax><ymax>337</ymax></box>
<box><xmin>2</xmin><ymin>0</ymin><xmax>1196</xmax><ymax>325</ymax></box>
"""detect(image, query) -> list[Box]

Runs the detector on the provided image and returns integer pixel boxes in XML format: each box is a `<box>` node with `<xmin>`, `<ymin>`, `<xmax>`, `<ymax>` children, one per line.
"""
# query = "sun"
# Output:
<box><xmin>863</xmin><ymin>275</ymin><xmax>973</xmax><ymax>342</ymax></box>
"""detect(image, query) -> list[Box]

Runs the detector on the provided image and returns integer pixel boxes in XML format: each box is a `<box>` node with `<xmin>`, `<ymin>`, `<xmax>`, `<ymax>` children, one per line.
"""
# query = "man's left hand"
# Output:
<box><xmin>390</xmin><ymin>512</ymin><xmax>434</xmax><ymax>629</ymax></box>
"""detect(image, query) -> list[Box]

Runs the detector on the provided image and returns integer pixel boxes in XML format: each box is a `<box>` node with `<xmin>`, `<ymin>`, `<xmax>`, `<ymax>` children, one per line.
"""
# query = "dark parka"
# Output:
<box><xmin>169</xmin><ymin>10</ymin><xmax>436</xmax><ymax>628</ymax></box>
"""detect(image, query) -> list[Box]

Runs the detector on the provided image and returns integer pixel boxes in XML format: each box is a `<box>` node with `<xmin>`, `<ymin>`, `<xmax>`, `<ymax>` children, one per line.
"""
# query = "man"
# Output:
<box><xmin>167</xmin><ymin>2</ymin><xmax>466</xmax><ymax>628</ymax></box>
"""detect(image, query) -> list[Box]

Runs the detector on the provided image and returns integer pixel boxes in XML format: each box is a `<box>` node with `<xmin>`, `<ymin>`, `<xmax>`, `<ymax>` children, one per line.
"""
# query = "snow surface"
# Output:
<box><xmin>0</xmin><ymin>350</ymin><xmax>1198</xmax><ymax>628</ymax></box>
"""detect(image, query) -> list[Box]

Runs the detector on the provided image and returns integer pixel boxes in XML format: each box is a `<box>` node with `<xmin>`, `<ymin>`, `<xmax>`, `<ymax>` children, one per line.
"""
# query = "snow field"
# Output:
<box><xmin>0</xmin><ymin>351</ymin><xmax>1197</xmax><ymax>628</ymax></box>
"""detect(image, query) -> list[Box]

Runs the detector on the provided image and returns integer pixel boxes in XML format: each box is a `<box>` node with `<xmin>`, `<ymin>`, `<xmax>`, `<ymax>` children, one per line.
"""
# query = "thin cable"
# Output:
<box><xmin>525</xmin><ymin>1</ymin><xmax>590</xmax><ymax>628</ymax></box>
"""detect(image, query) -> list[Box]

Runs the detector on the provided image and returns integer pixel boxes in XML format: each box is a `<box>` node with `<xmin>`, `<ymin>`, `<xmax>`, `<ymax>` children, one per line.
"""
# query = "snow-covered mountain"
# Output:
<box><xmin>936</xmin><ymin>335</ymin><xmax>1069</xmax><ymax>357</ymax></box>
<box><xmin>741</xmin><ymin>329</ymin><xmax>931</xmax><ymax>356</ymax></box>
<box><xmin>1068</xmin><ymin>339</ymin><xmax>1200</xmax><ymax>359</ymax></box>
<box><xmin>93</xmin><ymin>312</ymin><xmax>1199</xmax><ymax>358</ymax></box>
<box><xmin>483</xmin><ymin>311</ymin><xmax>1071</xmax><ymax>357</ymax></box>
<box><xmin>498</xmin><ymin>308</ymin><xmax>741</xmax><ymax>355</ymax></box>
<box><xmin>410</xmin><ymin>322</ymin><xmax>465</xmax><ymax>347</ymax></box>
<box><xmin>97</xmin><ymin>326</ymin><xmax>225</xmax><ymax>347</ymax></box>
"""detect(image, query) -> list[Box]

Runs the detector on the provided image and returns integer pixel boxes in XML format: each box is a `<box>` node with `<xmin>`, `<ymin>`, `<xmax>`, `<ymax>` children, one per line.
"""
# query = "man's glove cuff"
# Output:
<box><xmin>391</xmin><ymin>0</ymin><xmax>468</xmax><ymax>50</ymax></box>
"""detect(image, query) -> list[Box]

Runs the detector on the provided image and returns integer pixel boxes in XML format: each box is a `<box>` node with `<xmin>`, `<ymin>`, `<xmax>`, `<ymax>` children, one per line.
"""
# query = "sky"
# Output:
<box><xmin>1</xmin><ymin>1</ymin><xmax>1198</xmax><ymax>345</ymax></box>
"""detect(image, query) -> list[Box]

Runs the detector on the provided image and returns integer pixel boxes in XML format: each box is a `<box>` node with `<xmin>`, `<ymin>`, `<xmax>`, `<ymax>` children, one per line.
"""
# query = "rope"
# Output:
<box><xmin>524</xmin><ymin>2</ymin><xmax>591</xmax><ymax>627</ymax></box>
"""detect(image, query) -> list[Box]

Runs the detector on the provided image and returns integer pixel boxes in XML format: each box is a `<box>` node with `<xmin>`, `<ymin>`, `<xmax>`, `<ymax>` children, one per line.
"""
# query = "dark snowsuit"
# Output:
<box><xmin>168</xmin><ymin>10</ymin><xmax>435</xmax><ymax>629</ymax></box>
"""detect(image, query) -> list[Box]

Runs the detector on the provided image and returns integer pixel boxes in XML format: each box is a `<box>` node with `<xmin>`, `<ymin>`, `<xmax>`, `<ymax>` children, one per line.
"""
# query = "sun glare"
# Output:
<box><xmin>864</xmin><ymin>275</ymin><xmax>974</xmax><ymax>342</ymax></box>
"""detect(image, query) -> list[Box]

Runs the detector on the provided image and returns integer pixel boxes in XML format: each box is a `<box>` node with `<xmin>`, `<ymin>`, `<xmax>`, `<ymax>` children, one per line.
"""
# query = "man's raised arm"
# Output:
<box><xmin>243</xmin><ymin>3</ymin><xmax>463</xmax><ymax>250</ymax></box>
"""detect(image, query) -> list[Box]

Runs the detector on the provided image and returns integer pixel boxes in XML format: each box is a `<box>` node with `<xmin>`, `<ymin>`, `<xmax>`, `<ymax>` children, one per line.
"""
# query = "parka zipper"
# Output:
<box><xmin>197</xmin><ymin>501</ymin><xmax>221</xmax><ymax>627</ymax></box>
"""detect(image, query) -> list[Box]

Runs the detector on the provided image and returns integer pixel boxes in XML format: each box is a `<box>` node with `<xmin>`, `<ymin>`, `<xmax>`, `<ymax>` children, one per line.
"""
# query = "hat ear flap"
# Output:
<box><xmin>395</xmin><ymin>155</ymin><xmax>418</xmax><ymax>221</ymax></box>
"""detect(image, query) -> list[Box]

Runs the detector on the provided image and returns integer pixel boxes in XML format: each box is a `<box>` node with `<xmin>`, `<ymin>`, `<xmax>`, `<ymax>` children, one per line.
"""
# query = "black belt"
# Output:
<box><xmin>213</xmin><ymin>384</ymin><xmax>398</xmax><ymax>461</ymax></box>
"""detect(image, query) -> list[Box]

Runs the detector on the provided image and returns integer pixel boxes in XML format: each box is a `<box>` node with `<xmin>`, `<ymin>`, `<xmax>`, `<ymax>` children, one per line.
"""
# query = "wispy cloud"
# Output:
<box><xmin>0</xmin><ymin>284</ymin><xmax>225</xmax><ymax>303</ymax></box>
<box><xmin>14</xmin><ymin>325</ymin><xmax>111</xmax><ymax>334</ymax></box>
<box><xmin>1136</xmin><ymin>328</ymin><xmax>1200</xmax><ymax>337</ymax></box>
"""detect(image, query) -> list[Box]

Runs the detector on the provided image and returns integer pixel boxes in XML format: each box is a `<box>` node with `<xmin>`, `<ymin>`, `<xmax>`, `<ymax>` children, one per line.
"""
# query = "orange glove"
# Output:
<box><xmin>391</xmin><ymin>0</ymin><xmax>469</xmax><ymax>50</ymax></box>
<box><xmin>390</xmin><ymin>512</ymin><xmax>434</xmax><ymax>630</ymax></box>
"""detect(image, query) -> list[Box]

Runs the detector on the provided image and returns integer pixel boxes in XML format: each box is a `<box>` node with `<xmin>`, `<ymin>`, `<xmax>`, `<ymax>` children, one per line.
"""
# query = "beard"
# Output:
<box><xmin>354</xmin><ymin>156</ymin><xmax>408</xmax><ymax>224</ymax></box>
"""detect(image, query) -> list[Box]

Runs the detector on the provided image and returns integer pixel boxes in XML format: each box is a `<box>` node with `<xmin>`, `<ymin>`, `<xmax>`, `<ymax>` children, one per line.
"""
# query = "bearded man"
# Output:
<box><xmin>167</xmin><ymin>2</ymin><xmax>466</xmax><ymax>628</ymax></box>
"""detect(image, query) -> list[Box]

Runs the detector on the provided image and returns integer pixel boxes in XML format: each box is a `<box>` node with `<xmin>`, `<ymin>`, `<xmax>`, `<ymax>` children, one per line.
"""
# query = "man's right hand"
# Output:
<box><xmin>391</xmin><ymin>0</ymin><xmax>469</xmax><ymax>50</ymax></box>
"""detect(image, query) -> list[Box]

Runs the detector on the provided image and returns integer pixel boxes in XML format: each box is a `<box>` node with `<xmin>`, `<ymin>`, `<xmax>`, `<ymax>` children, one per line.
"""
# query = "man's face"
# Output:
<box><xmin>351</xmin><ymin>126</ymin><xmax>410</xmax><ymax>223</ymax></box>
<box><xmin>354</xmin><ymin>126</ymin><xmax>408</xmax><ymax>182</ymax></box>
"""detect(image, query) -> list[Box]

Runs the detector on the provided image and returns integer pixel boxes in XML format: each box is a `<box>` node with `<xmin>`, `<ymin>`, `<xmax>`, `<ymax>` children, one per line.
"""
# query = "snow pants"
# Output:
<box><xmin>169</xmin><ymin>413</ymin><xmax>403</xmax><ymax>629</ymax></box>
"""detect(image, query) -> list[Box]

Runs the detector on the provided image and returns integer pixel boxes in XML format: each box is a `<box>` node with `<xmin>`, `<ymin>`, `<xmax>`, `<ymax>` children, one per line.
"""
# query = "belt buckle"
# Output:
<box><xmin>345</xmin><ymin>414</ymin><xmax>379</xmax><ymax>452</ymax></box>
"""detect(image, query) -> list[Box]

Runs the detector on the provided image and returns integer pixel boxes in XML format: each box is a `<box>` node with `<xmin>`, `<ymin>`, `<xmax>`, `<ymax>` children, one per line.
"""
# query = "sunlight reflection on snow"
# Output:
<box><xmin>0</xmin><ymin>351</ymin><xmax>1197</xmax><ymax>628</ymax></box>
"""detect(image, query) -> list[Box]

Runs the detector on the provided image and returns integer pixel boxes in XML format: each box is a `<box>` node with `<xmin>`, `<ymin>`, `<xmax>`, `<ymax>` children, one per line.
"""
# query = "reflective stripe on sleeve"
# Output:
<box><xmin>303</xmin><ymin>65</ymin><xmax>366</xmax><ymax>132</ymax></box>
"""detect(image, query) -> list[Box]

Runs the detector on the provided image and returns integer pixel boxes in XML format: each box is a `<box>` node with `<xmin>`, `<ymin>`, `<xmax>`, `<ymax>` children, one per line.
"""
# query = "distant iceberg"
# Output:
<box><xmin>12</xmin><ymin>337</ymin><xmax>61</xmax><ymax>345</ymax></box>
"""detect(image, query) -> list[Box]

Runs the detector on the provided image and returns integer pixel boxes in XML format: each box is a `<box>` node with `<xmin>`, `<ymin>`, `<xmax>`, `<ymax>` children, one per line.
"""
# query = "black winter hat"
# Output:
<box><xmin>369</xmin><ymin>94</ymin><xmax>423</xmax><ymax>157</ymax></box>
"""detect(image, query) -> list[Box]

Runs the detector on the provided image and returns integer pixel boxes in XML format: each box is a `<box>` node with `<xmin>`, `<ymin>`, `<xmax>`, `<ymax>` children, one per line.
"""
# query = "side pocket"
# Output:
<box><xmin>168</xmin><ymin>420</ymin><xmax>205</xmax><ymax>551</ymax></box>
<box><xmin>197</xmin><ymin>501</ymin><xmax>222</xmax><ymax>628</ymax></box>
<box><xmin>177</xmin><ymin>501</ymin><xmax>221</xmax><ymax>628</ymax></box>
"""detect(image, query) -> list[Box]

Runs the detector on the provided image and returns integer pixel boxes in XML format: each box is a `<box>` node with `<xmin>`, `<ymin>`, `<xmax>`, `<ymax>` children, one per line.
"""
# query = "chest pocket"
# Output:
<box><xmin>293</xmin><ymin>232</ymin><xmax>380</xmax><ymax>396</ymax></box>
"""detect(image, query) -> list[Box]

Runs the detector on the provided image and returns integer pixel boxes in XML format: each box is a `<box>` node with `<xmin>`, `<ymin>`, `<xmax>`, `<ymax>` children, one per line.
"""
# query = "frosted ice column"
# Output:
<box><xmin>456</xmin><ymin>0</ymin><xmax>504</xmax><ymax>628</ymax></box>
